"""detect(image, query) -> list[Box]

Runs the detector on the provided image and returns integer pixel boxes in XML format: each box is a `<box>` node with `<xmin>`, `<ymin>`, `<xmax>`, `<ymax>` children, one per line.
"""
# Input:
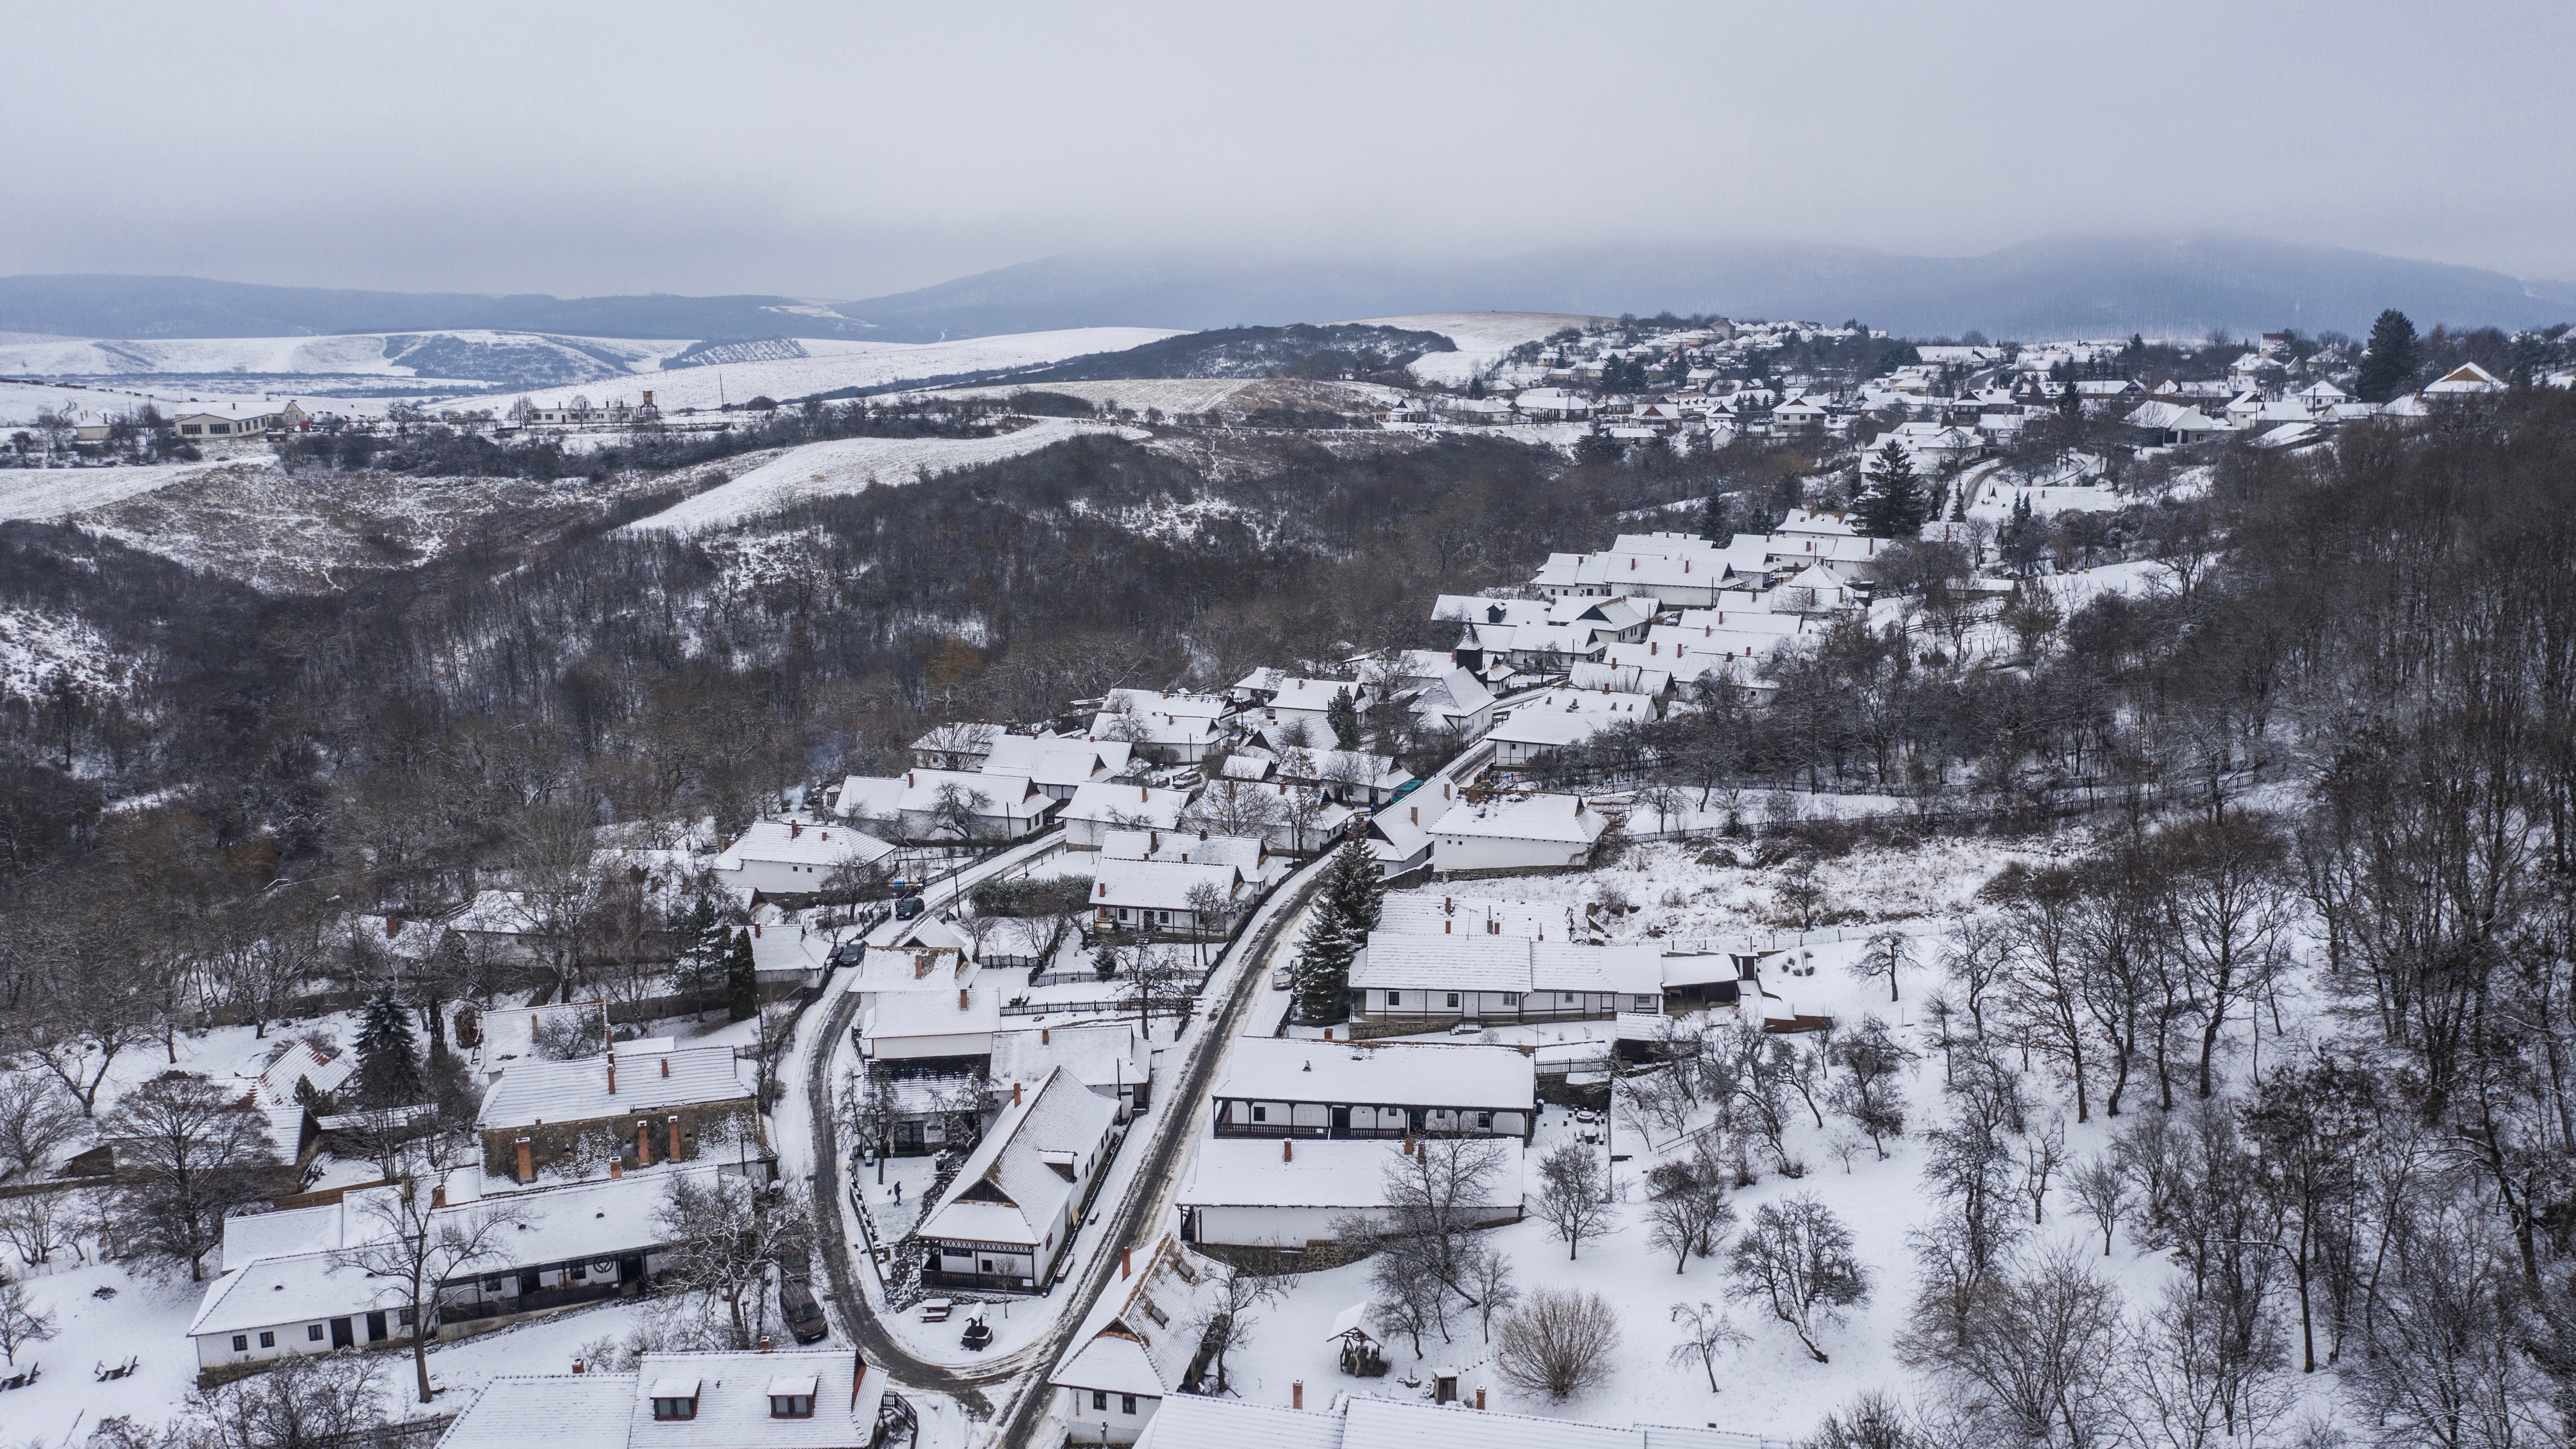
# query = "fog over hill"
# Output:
<box><xmin>8</xmin><ymin>235</ymin><xmax>2570</xmax><ymax>348</ymax></box>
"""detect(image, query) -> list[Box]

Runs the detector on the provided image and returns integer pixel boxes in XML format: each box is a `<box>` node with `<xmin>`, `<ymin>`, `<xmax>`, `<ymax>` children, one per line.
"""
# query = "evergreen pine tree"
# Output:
<box><xmin>355</xmin><ymin>988</ymin><xmax>421</xmax><ymax>1106</ymax></box>
<box><xmin>2356</xmin><ymin>309</ymin><xmax>2420</xmax><ymax>402</ymax></box>
<box><xmin>1326</xmin><ymin>689</ymin><xmax>1363</xmax><ymax>751</ymax></box>
<box><xmin>724</xmin><ymin>928</ymin><xmax>758</xmax><ymax>1022</ymax></box>
<box><xmin>1289</xmin><ymin>839</ymin><xmax>1384</xmax><ymax>1023</ymax></box>
<box><xmin>1948</xmin><ymin>485</ymin><xmax>1968</xmax><ymax>522</ymax></box>
<box><xmin>1853</xmin><ymin>442</ymin><xmax>1926</xmax><ymax>539</ymax></box>
<box><xmin>1696</xmin><ymin>491</ymin><xmax>1729</xmax><ymax>543</ymax></box>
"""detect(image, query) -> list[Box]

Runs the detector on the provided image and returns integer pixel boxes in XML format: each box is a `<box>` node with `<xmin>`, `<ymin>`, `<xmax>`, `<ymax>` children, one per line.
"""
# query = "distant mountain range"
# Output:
<box><xmin>0</xmin><ymin>274</ymin><xmax>885</xmax><ymax>343</ymax></box>
<box><xmin>834</xmin><ymin>236</ymin><xmax>2576</xmax><ymax>341</ymax></box>
<box><xmin>5</xmin><ymin>236</ymin><xmax>2570</xmax><ymax>346</ymax></box>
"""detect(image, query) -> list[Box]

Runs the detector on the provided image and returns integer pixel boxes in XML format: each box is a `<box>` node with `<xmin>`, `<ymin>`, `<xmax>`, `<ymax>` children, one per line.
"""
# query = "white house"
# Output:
<box><xmin>1209</xmin><ymin>1039</ymin><xmax>1535</xmax><ymax>1141</ymax></box>
<box><xmin>1430</xmin><ymin>793</ymin><xmax>1604</xmax><ymax>873</ymax></box>
<box><xmin>437</xmin><ymin>1349</ymin><xmax>901</xmax><ymax>1449</ymax></box>
<box><xmin>1061</xmin><ymin>782</ymin><xmax>1197</xmax><ymax>850</ymax></box>
<box><xmin>1346</xmin><ymin>935</ymin><xmax>1684</xmax><ymax>1027</ymax></box>
<box><xmin>981</xmin><ymin>736</ymin><xmax>1135</xmax><ymax>802</ymax></box>
<box><xmin>859</xmin><ymin>988</ymin><xmax>1001</xmax><ymax>1072</ymax></box>
<box><xmin>1089</xmin><ymin>857</ymin><xmax>1248</xmax><ymax>938</ymax></box>
<box><xmin>1485</xmin><ymin>705</ymin><xmax>1614</xmax><ymax>767</ymax></box>
<box><xmin>711</xmin><ymin>819</ymin><xmax>895</xmax><ymax>895</ymax></box>
<box><xmin>1177</xmin><ymin>1136</ymin><xmax>1525</xmax><ymax>1250</ymax></box>
<box><xmin>1091</xmin><ymin>690</ymin><xmax>1229</xmax><ymax>764</ymax></box>
<box><xmin>1050</xmin><ymin>1235</ymin><xmax>1224</xmax><ymax>1444</ymax></box>
<box><xmin>915</xmin><ymin>1066</ymin><xmax>1122</xmax><ymax>1292</ymax></box>
<box><xmin>836</xmin><ymin>770</ymin><xmax>1058</xmax><ymax>841</ymax></box>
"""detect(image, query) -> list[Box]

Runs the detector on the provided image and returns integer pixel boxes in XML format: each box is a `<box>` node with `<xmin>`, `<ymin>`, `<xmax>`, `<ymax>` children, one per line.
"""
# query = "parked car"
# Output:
<box><xmin>1447</xmin><ymin>1020</ymin><xmax>1483</xmax><ymax>1036</ymax></box>
<box><xmin>779</xmin><ymin>1274</ymin><xmax>828</xmax><ymax>1344</ymax></box>
<box><xmin>1270</xmin><ymin>967</ymin><xmax>1292</xmax><ymax>991</ymax></box>
<box><xmin>893</xmin><ymin>895</ymin><xmax>927</xmax><ymax>921</ymax></box>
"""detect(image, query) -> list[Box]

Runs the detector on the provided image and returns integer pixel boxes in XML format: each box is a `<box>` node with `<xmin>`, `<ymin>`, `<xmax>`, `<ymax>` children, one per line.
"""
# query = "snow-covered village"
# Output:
<box><xmin>7</xmin><ymin>9</ymin><xmax>2576</xmax><ymax>1449</ymax></box>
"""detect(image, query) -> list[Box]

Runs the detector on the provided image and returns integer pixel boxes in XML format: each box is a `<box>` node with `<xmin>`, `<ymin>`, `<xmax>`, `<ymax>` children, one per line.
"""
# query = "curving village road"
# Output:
<box><xmin>800</xmin><ymin>834</ymin><xmax>1335</xmax><ymax>1446</ymax></box>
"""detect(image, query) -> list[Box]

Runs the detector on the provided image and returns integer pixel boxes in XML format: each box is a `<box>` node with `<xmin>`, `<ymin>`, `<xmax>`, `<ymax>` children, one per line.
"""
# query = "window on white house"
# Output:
<box><xmin>1502</xmin><ymin>992</ymin><xmax>1519</xmax><ymax>1005</ymax></box>
<box><xmin>1387</xmin><ymin>991</ymin><xmax>1403</xmax><ymax>1006</ymax></box>
<box><xmin>1122</xmin><ymin>1395</ymin><xmax>1139</xmax><ymax>1415</ymax></box>
<box><xmin>1093</xmin><ymin>1390</ymin><xmax>1109</xmax><ymax>1411</ymax></box>
<box><xmin>259</xmin><ymin>1331</ymin><xmax>275</xmax><ymax>1348</ymax></box>
<box><xmin>771</xmin><ymin>1394</ymin><xmax>814</xmax><ymax>1419</ymax></box>
<box><xmin>1445</xmin><ymin>992</ymin><xmax>1460</xmax><ymax>1008</ymax></box>
<box><xmin>1251</xmin><ymin>1104</ymin><xmax>1267</xmax><ymax>1122</ymax></box>
<box><xmin>307</xmin><ymin>1325</ymin><xmax>324</xmax><ymax>1342</ymax></box>
<box><xmin>232</xmin><ymin>1335</ymin><xmax>248</xmax><ymax>1351</ymax></box>
<box><xmin>652</xmin><ymin>1396</ymin><xmax>698</xmax><ymax>1421</ymax></box>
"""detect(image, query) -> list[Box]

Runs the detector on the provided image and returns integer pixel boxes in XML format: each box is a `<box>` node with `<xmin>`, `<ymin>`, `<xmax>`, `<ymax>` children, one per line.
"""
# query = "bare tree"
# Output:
<box><xmin>1667</xmin><ymin>1300</ymin><xmax>1750</xmax><ymax>1391</ymax></box>
<box><xmin>174</xmin><ymin>1349</ymin><xmax>389</xmax><ymax>1449</ymax></box>
<box><xmin>1189</xmin><ymin>1259</ymin><xmax>1292</xmax><ymax>1393</ymax></box>
<box><xmin>1642</xmin><ymin>1156</ymin><xmax>1736</xmax><ymax>1273</ymax></box>
<box><xmin>2067</xmin><ymin>1152</ymin><xmax>2131</xmax><ymax>1256</ymax></box>
<box><xmin>1534</xmin><ymin>1141</ymin><xmax>1613</xmax><ymax>1259</ymax></box>
<box><xmin>1727</xmin><ymin>1194</ymin><xmax>1871</xmax><ymax>1362</ymax></box>
<box><xmin>102</xmin><ymin>1072</ymin><xmax>285</xmax><ymax>1279</ymax></box>
<box><xmin>1851</xmin><ymin>930</ymin><xmax>1913</xmax><ymax>1002</ymax></box>
<box><xmin>0</xmin><ymin>1280</ymin><xmax>55</xmax><ymax>1365</ymax></box>
<box><xmin>0</xmin><ymin>1072</ymin><xmax>82</xmax><ymax>1180</ymax></box>
<box><xmin>330</xmin><ymin>1134</ymin><xmax>525</xmax><ymax>1403</ymax></box>
<box><xmin>1493</xmin><ymin>1287</ymin><xmax>1621</xmax><ymax>1400</ymax></box>
<box><xmin>1900</xmin><ymin>1244</ymin><xmax>2123</xmax><ymax>1449</ymax></box>
<box><xmin>2020</xmin><ymin>1114</ymin><xmax>2068</xmax><ymax>1224</ymax></box>
<box><xmin>656</xmin><ymin>1171</ymin><xmax>815</xmax><ymax>1347</ymax></box>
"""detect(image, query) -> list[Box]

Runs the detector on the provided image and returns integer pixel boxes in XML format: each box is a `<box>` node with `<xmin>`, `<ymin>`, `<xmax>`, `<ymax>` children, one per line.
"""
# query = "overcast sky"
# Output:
<box><xmin>9</xmin><ymin>1</ymin><xmax>2572</xmax><ymax>299</ymax></box>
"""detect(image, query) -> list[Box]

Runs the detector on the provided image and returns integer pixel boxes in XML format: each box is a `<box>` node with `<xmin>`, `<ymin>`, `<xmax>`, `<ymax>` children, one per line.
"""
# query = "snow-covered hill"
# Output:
<box><xmin>1344</xmin><ymin>311</ymin><xmax>1603</xmax><ymax>385</ymax></box>
<box><xmin>0</xmin><ymin>326</ymin><xmax>1181</xmax><ymax>401</ymax></box>
<box><xmin>621</xmin><ymin>417</ymin><xmax>1146</xmax><ymax>535</ymax></box>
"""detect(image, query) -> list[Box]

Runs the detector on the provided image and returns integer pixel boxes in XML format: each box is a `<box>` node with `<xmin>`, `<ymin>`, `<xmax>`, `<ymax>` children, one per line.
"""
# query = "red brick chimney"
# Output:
<box><xmin>515</xmin><ymin>1138</ymin><xmax>533</xmax><ymax>1182</ymax></box>
<box><xmin>1040</xmin><ymin>1027</ymin><xmax>1050</xmax><ymax>1045</ymax></box>
<box><xmin>431</xmin><ymin>1185</ymin><xmax>447</xmax><ymax>1208</ymax></box>
<box><xmin>1282</xmin><ymin>1139</ymin><xmax>1293</xmax><ymax>1162</ymax></box>
<box><xmin>610</xmin><ymin>1158</ymin><xmax>623</xmax><ymax>1180</ymax></box>
<box><xmin>607</xmin><ymin>1059</ymin><xmax>617</xmax><ymax>1095</ymax></box>
<box><xmin>667</xmin><ymin>1115</ymin><xmax>682</xmax><ymax>1161</ymax></box>
<box><xmin>959</xmin><ymin>988</ymin><xmax>970</xmax><ymax>1011</ymax></box>
<box><xmin>1120</xmin><ymin>1248</ymin><xmax>1132</xmax><ymax>1278</ymax></box>
<box><xmin>1012</xmin><ymin>1081</ymin><xmax>1023</xmax><ymax>1107</ymax></box>
<box><xmin>1476</xmin><ymin>1388</ymin><xmax>1486</xmax><ymax>1410</ymax></box>
<box><xmin>572</xmin><ymin>1358</ymin><xmax>586</xmax><ymax>1374</ymax></box>
<box><xmin>636</xmin><ymin>1122</ymin><xmax>653</xmax><ymax>1166</ymax></box>
<box><xmin>660</xmin><ymin>1056</ymin><xmax>671</xmax><ymax>1078</ymax></box>
<box><xmin>1292</xmin><ymin>1381</ymin><xmax>1303</xmax><ymax>1410</ymax></box>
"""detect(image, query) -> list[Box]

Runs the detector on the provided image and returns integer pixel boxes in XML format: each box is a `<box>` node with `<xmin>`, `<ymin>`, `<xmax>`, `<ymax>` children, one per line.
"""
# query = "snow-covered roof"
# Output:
<box><xmin>1062</xmin><ymin>782</ymin><xmax>1194</xmax><ymax>830</ymax></box>
<box><xmin>1136</xmin><ymin>1393</ymin><xmax>1772</xmax><ymax>1449</ymax></box>
<box><xmin>440</xmin><ymin>1350</ymin><xmax>881</xmax><ymax>1449</ymax></box>
<box><xmin>982</xmin><ymin>735</ymin><xmax>1133</xmax><ymax>789</ymax></box>
<box><xmin>1101</xmin><ymin>829</ymin><xmax>1266</xmax><ymax>870</ymax></box>
<box><xmin>1054</xmin><ymin>1234</ymin><xmax>1223</xmax><ymax>1398</ymax></box>
<box><xmin>1092</xmin><ymin>857</ymin><xmax>1244</xmax><ymax>913</ymax></box>
<box><xmin>991</xmin><ymin>1022</ymin><xmax>1149</xmax><ymax>1096</ymax></box>
<box><xmin>452</xmin><ymin>888</ymin><xmax>543</xmax><ymax>936</ymax></box>
<box><xmin>1213</xmin><ymin>1039</ymin><xmax>1534</xmax><ymax>1110</ymax></box>
<box><xmin>1177</xmin><ymin>1136</ymin><xmax>1525</xmax><ymax>1211</ymax></box>
<box><xmin>438</xmin><ymin>1374</ymin><xmax>635</xmax><ymax>1449</ymax></box>
<box><xmin>1484</xmin><ymin>709</ymin><xmax>1611</xmax><ymax>750</ymax></box>
<box><xmin>477</xmin><ymin>1045</ymin><xmax>749</xmax><ymax>1130</ymax></box>
<box><xmin>862</xmin><ymin>988</ymin><xmax>1001</xmax><ymax>1042</ymax></box>
<box><xmin>918</xmin><ymin>1066</ymin><xmax>1117</xmax><ymax>1248</ymax></box>
<box><xmin>243</xmin><ymin>1039</ymin><xmax>357</xmax><ymax>1108</ymax></box>
<box><xmin>1430</xmin><ymin>793</ymin><xmax>1603</xmax><ymax>846</ymax></box>
<box><xmin>714</xmin><ymin>819</ymin><xmax>894</xmax><ymax>872</ymax></box>
<box><xmin>188</xmin><ymin>1248</ymin><xmax>412</xmax><ymax>1337</ymax></box>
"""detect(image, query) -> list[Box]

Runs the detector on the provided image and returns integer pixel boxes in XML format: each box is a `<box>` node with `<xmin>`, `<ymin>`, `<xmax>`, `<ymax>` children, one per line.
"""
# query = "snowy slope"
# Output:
<box><xmin>622</xmin><ymin>418</ymin><xmax>1145</xmax><ymax>534</ymax></box>
<box><xmin>0</xmin><ymin>457</ymin><xmax>254</xmax><ymax>522</ymax></box>
<box><xmin>569</xmin><ymin>327</ymin><xmax>1183</xmax><ymax>412</ymax></box>
<box><xmin>1343</xmin><ymin>311</ymin><xmax>1602</xmax><ymax>386</ymax></box>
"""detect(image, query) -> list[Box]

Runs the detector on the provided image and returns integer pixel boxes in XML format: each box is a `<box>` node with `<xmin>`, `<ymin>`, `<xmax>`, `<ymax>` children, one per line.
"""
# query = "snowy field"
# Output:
<box><xmin>0</xmin><ymin>455</ymin><xmax>260</xmax><ymax>522</ymax></box>
<box><xmin>0</xmin><ymin>330</ymin><xmax>672</xmax><ymax>382</ymax></box>
<box><xmin>1344</xmin><ymin>312</ymin><xmax>1602</xmax><ymax>387</ymax></box>
<box><xmin>582</xmin><ymin>329</ymin><xmax>1180</xmax><ymax>413</ymax></box>
<box><xmin>913</xmin><ymin>377</ymin><xmax>1409</xmax><ymax>418</ymax></box>
<box><xmin>623</xmin><ymin>419</ymin><xmax>1147</xmax><ymax>534</ymax></box>
<box><xmin>0</xmin><ymin>377</ymin><xmax>324</xmax><ymax>427</ymax></box>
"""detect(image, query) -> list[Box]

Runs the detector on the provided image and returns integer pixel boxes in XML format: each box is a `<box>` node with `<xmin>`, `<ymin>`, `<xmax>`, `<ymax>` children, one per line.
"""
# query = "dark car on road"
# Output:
<box><xmin>779</xmin><ymin>1273</ymin><xmax>829</xmax><ymax>1344</ymax></box>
